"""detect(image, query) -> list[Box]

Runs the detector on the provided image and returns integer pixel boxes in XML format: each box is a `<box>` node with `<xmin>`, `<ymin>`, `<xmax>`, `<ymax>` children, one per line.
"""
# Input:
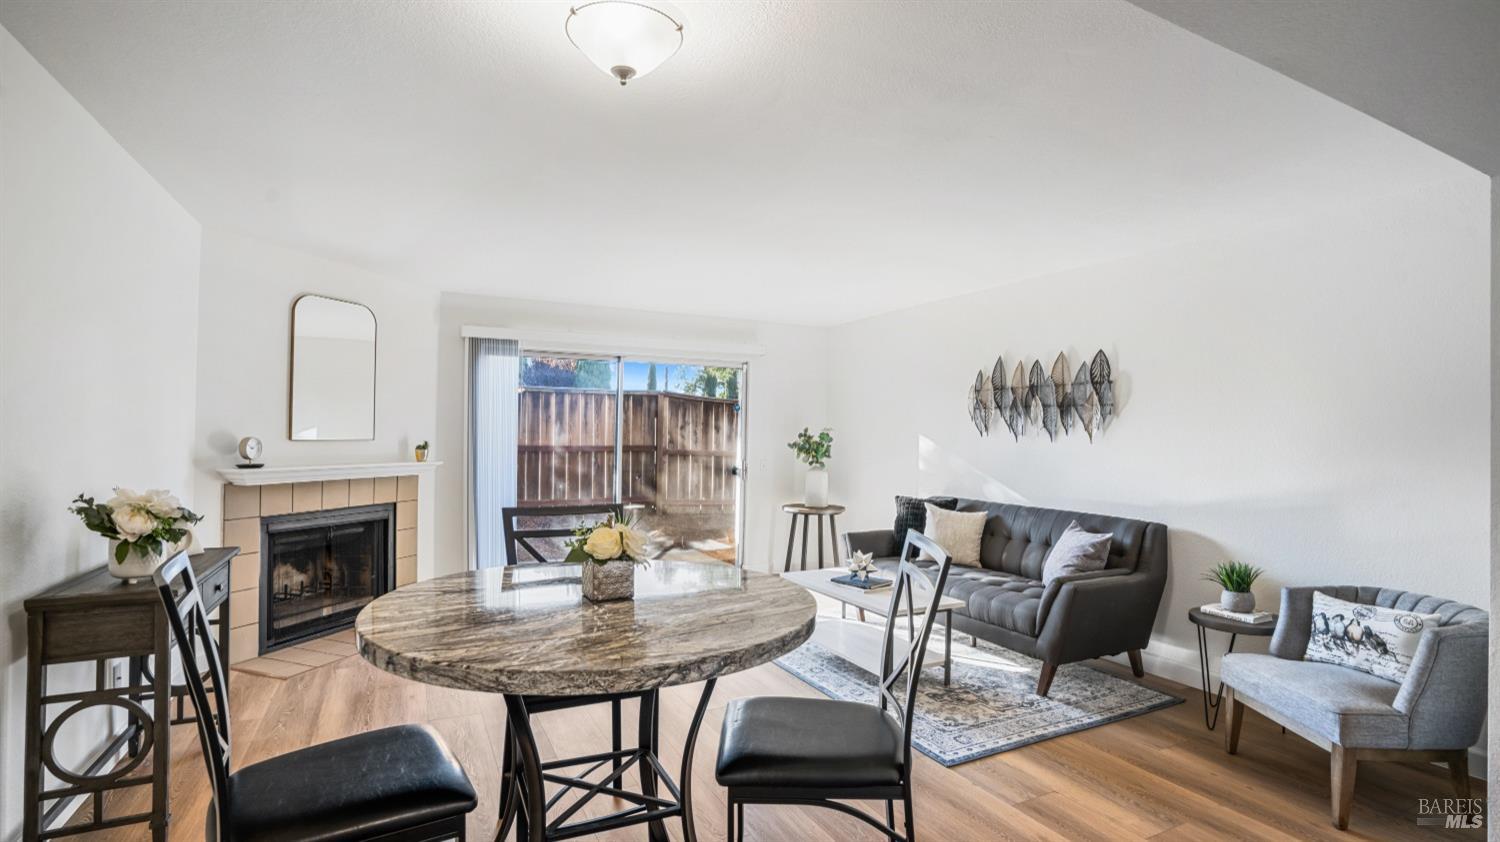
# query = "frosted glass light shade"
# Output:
<box><xmin>566</xmin><ymin>1</ymin><xmax>684</xmax><ymax>86</ymax></box>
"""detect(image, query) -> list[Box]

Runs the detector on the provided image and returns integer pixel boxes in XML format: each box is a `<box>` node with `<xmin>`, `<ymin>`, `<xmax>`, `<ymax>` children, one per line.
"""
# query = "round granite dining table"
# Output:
<box><xmin>355</xmin><ymin>561</ymin><xmax>817</xmax><ymax>842</ymax></box>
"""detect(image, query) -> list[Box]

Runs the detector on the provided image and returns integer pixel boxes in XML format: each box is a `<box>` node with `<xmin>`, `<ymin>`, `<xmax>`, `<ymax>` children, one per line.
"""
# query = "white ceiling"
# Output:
<box><xmin>0</xmin><ymin>1</ymin><xmax>1472</xmax><ymax>326</ymax></box>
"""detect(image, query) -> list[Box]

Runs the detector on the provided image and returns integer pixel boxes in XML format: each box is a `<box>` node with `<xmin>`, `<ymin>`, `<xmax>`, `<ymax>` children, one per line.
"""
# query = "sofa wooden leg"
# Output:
<box><xmin>1035</xmin><ymin>661</ymin><xmax>1057</xmax><ymax>697</ymax></box>
<box><xmin>1331</xmin><ymin>745</ymin><xmax>1356</xmax><ymax>830</ymax></box>
<box><xmin>1448</xmin><ymin>750</ymin><xmax>1471</xmax><ymax>798</ymax></box>
<box><xmin>1127</xmin><ymin>649</ymin><xmax>1144</xmax><ymax>677</ymax></box>
<box><xmin>1223</xmin><ymin>688</ymin><xmax>1243</xmax><ymax>755</ymax></box>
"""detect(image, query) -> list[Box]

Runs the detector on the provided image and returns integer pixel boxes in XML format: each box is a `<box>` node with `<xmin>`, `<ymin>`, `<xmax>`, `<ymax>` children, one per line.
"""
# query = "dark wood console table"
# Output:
<box><xmin>22</xmin><ymin>547</ymin><xmax>238</xmax><ymax>841</ymax></box>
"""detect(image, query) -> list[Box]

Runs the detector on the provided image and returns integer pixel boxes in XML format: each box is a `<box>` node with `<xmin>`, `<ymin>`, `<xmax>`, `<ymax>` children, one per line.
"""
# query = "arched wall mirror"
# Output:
<box><xmin>289</xmin><ymin>294</ymin><xmax>376</xmax><ymax>441</ymax></box>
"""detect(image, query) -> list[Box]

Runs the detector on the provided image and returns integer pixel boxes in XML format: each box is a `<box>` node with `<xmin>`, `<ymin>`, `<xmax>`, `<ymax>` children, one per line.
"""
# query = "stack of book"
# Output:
<box><xmin>1200</xmin><ymin>603</ymin><xmax>1274</xmax><ymax>624</ymax></box>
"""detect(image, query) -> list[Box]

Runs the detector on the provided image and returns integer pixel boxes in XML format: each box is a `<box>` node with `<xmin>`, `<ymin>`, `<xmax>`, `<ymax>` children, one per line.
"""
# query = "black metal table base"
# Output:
<box><xmin>1194</xmin><ymin>624</ymin><xmax>1237</xmax><ymax>730</ymax></box>
<box><xmin>497</xmin><ymin>680</ymin><xmax>717</xmax><ymax>842</ymax></box>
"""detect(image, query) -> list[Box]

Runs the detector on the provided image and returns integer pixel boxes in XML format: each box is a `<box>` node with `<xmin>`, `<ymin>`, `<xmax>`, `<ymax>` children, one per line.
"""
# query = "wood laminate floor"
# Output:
<box><xmin>70</xmin><ymin>628</ymin><xmax>1483</xmax><ymax>841</ymax></box>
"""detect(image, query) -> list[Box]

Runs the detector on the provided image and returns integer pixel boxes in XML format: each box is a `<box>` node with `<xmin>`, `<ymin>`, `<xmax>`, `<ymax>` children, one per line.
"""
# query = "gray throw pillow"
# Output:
<box><xmin>1041</xmin><ymin>521</ymin><xmax>1112</xmax><ymax>586</ymax></box>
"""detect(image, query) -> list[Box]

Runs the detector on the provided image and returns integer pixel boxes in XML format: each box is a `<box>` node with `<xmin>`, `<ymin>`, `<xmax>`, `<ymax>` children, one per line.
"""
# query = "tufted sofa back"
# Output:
<box><xmin>951</xmin><ymin>499</ymin><xmax>1167</xmax><ymax>583</ymax></box>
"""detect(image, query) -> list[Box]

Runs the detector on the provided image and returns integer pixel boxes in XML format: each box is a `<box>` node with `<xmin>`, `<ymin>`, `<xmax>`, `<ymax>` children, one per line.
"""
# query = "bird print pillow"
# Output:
<box><xmin>1304</xmin><ymin>591</ymin><xmax>1441</xmax><ymax>683</ymax></box>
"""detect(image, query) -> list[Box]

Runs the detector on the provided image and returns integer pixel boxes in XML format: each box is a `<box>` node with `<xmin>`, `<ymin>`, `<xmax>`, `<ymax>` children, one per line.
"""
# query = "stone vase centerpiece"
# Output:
<box><xmin>70</xmin><ymin>487</ymin><xmax>203</xmax><ymax>582</ymax></box>
<box><xmin>1203</xmin><ymin>560</ymin><xmax>1264</xmax><ymax>614</ymax></box>
<box><xmin>566</xmin><ymin>514</ymin><xmax>651</xmax><ymax>603</ymax></box>
<box><xmin>788</xmin><ymin>426</ymin><xmax>833</xmax><ymax>508</ymax></box>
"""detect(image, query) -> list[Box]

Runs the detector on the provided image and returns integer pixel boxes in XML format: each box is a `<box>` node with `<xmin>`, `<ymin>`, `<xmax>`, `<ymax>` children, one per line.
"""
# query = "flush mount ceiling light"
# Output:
<box><xmin>566</xmin><ymin>1</ymin><xmax>684</xmax><ymax>86</ymax></box>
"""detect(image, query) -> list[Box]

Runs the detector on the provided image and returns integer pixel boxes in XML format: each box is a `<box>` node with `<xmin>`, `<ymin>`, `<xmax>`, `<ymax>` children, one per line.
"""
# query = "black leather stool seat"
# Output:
<box><xmin>224</xmin><ymin>724</ymin><xmax>477</xmax><ymax>842</ymax></box>
<box><xmin>716</xmin><ymin>697</ymin><xmax>904</xmax><ymax>789</ymax></box>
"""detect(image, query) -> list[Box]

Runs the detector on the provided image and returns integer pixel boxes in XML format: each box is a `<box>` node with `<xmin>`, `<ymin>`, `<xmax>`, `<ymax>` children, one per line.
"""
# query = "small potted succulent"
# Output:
<box><xmin>414</xmin><ymin>440</ymin><xmax>430</xmax><ymax>462</ymax></box>
<box><xmin>1203</xmin><ymin>561</ymin><xmax>1263</xmax><ymax>613</ymax></box>
<box><xmin>565</xmin><ymin>514</ymin><xmax>651</xmax><ymax>602</ymax></box>
<box><xmin>787</xmin><ymin>427</ymin><xmax>833</xmax><ymax>507</ymax></box>
<box><xmin>70</xmin><ymin>488</ymin><xmax>202</xmax><ymax>582</ymax></box>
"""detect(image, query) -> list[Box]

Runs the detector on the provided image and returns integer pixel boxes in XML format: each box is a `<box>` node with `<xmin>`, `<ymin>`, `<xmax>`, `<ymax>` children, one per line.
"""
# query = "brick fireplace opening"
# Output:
<box><xmin>260</xmin><ymin>504</ymin><xmax>394</xmax><ymax>653</ymax></box>
<box><xmin>222</xmin><ymin>474</ymin><xmax>421</xmax><ymax>666</ymax></box>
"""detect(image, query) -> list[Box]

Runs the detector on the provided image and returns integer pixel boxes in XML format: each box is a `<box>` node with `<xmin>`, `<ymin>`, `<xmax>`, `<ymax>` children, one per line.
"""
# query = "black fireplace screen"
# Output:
<box><xmin>261</xmin><ymin>504</ymin><xmax>393</xmax><ymax>652</ymax></box>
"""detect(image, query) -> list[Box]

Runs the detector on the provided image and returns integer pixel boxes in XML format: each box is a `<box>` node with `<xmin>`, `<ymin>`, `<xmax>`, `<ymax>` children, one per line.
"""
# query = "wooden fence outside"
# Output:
<box><xmin>517</xmin><ymin>388</ymin><xmax>739</xmax><ymax>512</ymax></box>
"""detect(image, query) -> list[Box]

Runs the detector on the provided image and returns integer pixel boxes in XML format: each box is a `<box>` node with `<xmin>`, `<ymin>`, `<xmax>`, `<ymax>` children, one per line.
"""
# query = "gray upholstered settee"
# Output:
<box><xmin>1221</xmin><ymin>585</ymin><xmax>1488</xmax><ymax>830</ymax></box>
<box><xmin>843</xmin><ymin>499</ymin><xmax>1168</xmax><ymax>696</ymax></box>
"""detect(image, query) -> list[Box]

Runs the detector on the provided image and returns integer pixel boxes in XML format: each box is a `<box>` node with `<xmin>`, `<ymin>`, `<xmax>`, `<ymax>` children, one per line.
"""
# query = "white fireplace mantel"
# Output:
<box><xmin>217</xmin><ymin>461</ymin><xmax>442</xmax><ymax>486</ymax></box>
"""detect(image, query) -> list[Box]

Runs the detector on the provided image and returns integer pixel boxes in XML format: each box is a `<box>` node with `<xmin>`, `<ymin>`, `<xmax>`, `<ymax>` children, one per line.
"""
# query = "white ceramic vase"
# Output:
<box><xmin>108</xmin><ymin>534</ymin><xmax>191</xmax><ymax>582</ymax></box>
<box><xmin>804</xmin><ymin>467</ymin><xmax>829</xmax><ymax>507</ymax></box>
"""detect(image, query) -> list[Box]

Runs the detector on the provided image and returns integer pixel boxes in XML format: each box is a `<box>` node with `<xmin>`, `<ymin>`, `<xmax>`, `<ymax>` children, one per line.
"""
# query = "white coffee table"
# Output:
<box><xmin>781</xmin><ymin>567</ymin><xmax>964</xmax><ymax>685</ymax></box>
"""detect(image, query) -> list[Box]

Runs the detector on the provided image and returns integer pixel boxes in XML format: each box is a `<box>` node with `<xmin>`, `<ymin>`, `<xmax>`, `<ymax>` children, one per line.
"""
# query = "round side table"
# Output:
<box><xmin>1188</xmin><ymin>606</ymin><xmax>1277</xmax><ymax>730</ymax></box>
<box><xmin>781</xmin><ymin>503</ymin><xmax>845</xmax><ymax>572</ymax></box>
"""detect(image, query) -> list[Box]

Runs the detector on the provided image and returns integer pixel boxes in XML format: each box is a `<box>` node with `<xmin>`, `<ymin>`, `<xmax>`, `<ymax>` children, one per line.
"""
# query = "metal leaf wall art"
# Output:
<box><xmin>991</xmin><ymin>356</ymin><xmax>1019</xmax><ymax>441</ymax></box>
<box><xmin>965</xmin><ymin>349</ymin><xmax>1117</xmax><ymax>443</ymax></box>
<box><xmin>1051</xmin><ymin>353</ymin><xmax>1074</xmax><ymax>436</ymax></box>
<box><xmin>969</xmin><ymin>370</ymin><xmax>991</xmax><ymax>435</ymax></box>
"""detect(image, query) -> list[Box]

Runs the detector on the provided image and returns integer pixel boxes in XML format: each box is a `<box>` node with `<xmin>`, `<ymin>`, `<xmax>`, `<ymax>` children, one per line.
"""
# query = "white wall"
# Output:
<box><xmin>829</xmin><ymin>176</ymin><xmax>1490</xmax><ymax>709</ymax></box>
<box><xmin>435</xmin><ymin>293</ymin><xmax>829</xmax><ymax>578</ymax></box>
<box><xmin>0</xmin><ymin>24</ymin><xmax>202</xmax><ymax>839</ymax></box>
<box><xmin>192</xmin><ymin>230</ymin><xmax>440</xmax><ymax>568</ymax></box>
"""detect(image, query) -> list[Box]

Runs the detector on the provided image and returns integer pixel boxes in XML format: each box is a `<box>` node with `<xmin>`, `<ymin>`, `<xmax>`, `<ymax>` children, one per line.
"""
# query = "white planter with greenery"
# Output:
<box><xmin>788</xmin><ymin>427</ymin><xmax>833</xmax><ymax>507</ymax></box>
<box><xmin>71</xmin><ymin>488</ymin><xmax>202</xmax><ymax>582</ymax></box>
<box><xmin>804</xmin><ymin>467</ymin><xmax>829</xmax><ymax>508</ymax></box>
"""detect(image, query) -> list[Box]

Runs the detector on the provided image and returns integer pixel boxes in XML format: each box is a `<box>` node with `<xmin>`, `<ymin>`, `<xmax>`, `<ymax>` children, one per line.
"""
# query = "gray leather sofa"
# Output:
<box><xmin>1221</xmin><ymin>585</ymin><xmax>1487</xmax><ymax>830</ymax></box>
<box><xmin>844</xmin><ymin>499</ymin><xmax>1168</xmax><ymax>696</ymax></box>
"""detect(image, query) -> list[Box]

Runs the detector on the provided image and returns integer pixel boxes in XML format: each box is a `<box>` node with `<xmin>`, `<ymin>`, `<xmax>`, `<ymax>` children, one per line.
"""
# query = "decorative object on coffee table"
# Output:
<box><xmin>1204</xmin><ymin>560</ymin><xmax>1262</xmax><ymax>613</ymax></box>
<box><xmin>787</xmin><ymin>426</ymin><xmax>833</xmax><ymax>506</ymax></box>
<box><xmin>564</xmin><ymin>513</ymin><xmax>650</xmax><ymax>602</ymax></box>
<box><xmin>847</xmin><ymin>550</ymin><xmax>877</xmax><ymax>581</ymax></box>
<box><xmin>781</xmin><ymin>502</ymin><xmax>845</xmax><ymax>572</ymax></box>
<box><xmin>1187</xmin><ymin>605</ymin><xmax>1276</xmax><ymax>730</ymax></box>
<box><xmin>70</xmin><ymin>488</ymin><xmax>203</xmax><ymax>581</ymax></box>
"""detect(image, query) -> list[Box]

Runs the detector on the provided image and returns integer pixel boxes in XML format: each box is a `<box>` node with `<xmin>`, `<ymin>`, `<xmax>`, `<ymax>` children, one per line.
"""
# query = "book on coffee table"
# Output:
<box><xmin>831</xmin><ymin>574</ymin><xmax>891</xmax><ymax>590</ymax></box>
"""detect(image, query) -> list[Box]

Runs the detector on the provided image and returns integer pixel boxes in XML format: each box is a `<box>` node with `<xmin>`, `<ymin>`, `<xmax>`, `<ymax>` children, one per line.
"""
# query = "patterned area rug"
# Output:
<box><xmin>774</xmin><ymin>635</ymin><xmax>1182</xmax><ymax>766</ymax></box>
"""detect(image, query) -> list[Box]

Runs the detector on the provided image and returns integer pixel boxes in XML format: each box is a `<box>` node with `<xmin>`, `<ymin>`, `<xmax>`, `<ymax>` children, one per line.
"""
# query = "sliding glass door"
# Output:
<box><xmin>501</xmin><ymin>351</ymin><xmax>744</xmax><ymax>565</ymax></box>
<box><xmin>620</xmin><ymin>360</ymin><xmax>743</xmax><ymax>563</ymax></box>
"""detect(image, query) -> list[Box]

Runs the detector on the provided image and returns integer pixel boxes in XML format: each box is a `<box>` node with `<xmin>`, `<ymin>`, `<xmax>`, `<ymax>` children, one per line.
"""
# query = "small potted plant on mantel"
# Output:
<box><xmin>1203</xmin><ymin>561</ymin><xmax>1263</xmax><ymax>614</ymax></box>
<box><xmin>565</xmin><ymin>514</ymin><xmax>651</xmax><ymax>602</ymax></box>
<box><xmin>70</xmin><ymin>488</ymin><xmax>203</xmax><ymax>582</ymax></box>
<box><xmin>787</xmin><ymin>427</ymin><xmax>833</xmax><ymax>507</ymax></box>
<box><xmin>414</xmin><ymin>441</ymin><xmax>430</xmax><ymax>462</ymax></box>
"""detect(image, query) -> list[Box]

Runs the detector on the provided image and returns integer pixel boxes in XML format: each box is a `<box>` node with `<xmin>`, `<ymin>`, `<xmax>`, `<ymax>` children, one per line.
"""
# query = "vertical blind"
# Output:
<box><xmin>468</xmin><ymin>337</ymin><xmax>519</xmax><ymax>569</ymax></box>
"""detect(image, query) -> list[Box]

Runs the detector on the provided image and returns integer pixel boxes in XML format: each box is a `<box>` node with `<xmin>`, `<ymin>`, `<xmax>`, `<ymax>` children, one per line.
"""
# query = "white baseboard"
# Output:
<box><xmin>1102</xmin><ymin>645</ymin><xmax>1488</xmax><ymax>781</ymax></box>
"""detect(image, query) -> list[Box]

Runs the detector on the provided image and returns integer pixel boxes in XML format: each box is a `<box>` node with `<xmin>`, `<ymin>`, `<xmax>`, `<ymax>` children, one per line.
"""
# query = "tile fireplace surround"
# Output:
<box><xmin>219</xmin><ymin>470</ymin><xmax>426</xmax><ymax>664</ymax></box>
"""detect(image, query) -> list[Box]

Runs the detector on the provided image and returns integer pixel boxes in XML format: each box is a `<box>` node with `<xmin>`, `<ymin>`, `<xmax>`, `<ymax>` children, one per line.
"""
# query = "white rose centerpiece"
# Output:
<box><xmin>565</xmin><ymin>514</ymin><xmax>652</xmax><ymax>602</ymax></box>
<box><xmin>71</xmin><ymin>488</ymin><xmax>202</xmax><ymax>581</ymax></box>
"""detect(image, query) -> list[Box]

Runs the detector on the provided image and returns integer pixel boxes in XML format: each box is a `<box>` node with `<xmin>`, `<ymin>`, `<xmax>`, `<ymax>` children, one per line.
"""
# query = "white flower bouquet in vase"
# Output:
<box><xmin>565</xmin><ymin>514</ymin><xmax>651</xmax><ymax>602</ymax></box>
<box><xmin>71</xmin><ymin>488</ymin><xmax>202</xmax><ymax>581</ymax></box>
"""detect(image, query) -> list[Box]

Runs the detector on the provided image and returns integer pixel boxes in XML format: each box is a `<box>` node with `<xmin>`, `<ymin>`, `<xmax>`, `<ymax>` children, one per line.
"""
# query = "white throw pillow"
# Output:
<box><xmin>919</xmin><ymin>504</ymin><xmax>986</xmax><ymax>567</ymax></box>
<box><xmin>1304</xmin><ymin>591</ymin><xmax>1440</xmax><ymax>683</ymax></box>
<box><xmin>1040</xmin><ymin>521</ymin><xmax>1112</xmax><ymax>587</ymax></box>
